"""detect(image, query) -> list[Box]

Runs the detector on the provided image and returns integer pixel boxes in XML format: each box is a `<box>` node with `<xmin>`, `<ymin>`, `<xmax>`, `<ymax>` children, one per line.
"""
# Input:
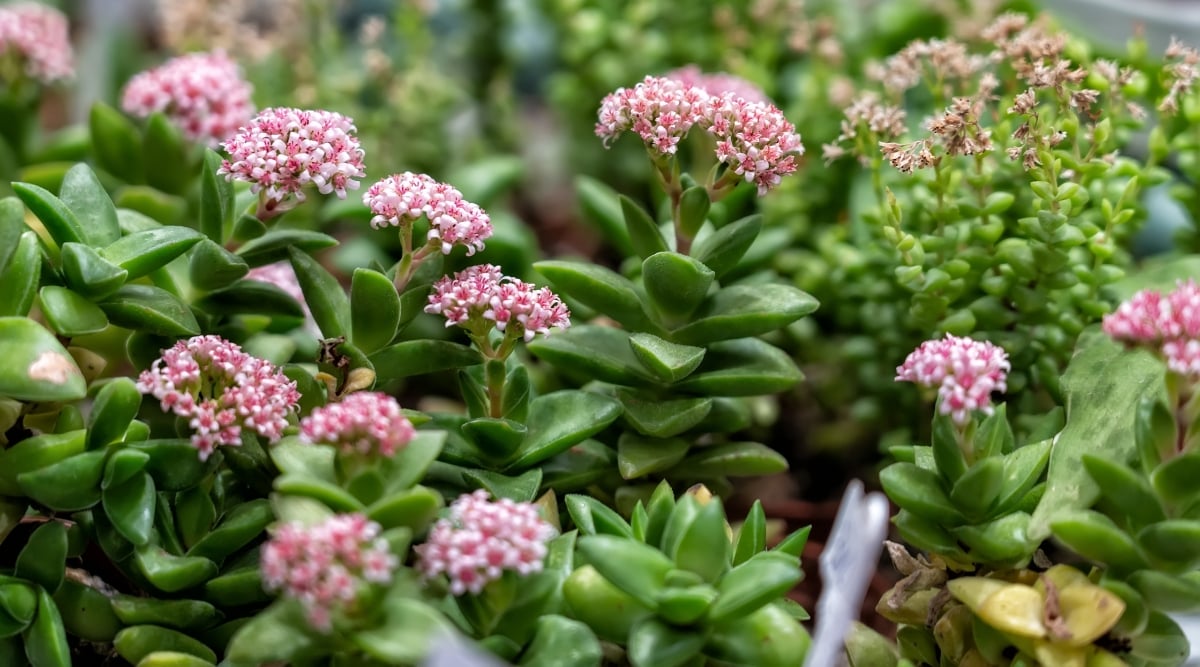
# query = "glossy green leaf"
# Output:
<box><xmin>370</xmin><ymin>340</ymin><xmax>482</xmax><ymax>381</ymax></box>
<box><xmin>234</xmin><ymin>229</ymin><xmax>339</xmax><ymax>268</ymax></box>
<box><xmin>134</xmin><ymin>545</ymin><xmax>218</xmax><ymax>593</ymax></box>
<box><xmin>618</xmin><ymin>392</ymin><xmax>711</xmax><ymax>438</ymax></box>
<box><xmin>355</xmin><ymin>593</ymin><xmax>456</xmax><ymax>665</ymax></box>
<box><xmin>0</xmin><ymin>582</ymin><xmax>37</xmax><ymax>627</ymax></box>
<box><xmin>1136</xmin><ymin>392</ymin><xmax>1177</xmax><ymax>472</ymax></box>
<box><xmin>0</xmin><ymin>231</ymin><xmax>39</xmax><ymax>317</ymax></box>
<box><xmin>506</xmin><ymin>390</ymin><xmax>622</xmax><ymax>470</ymax></box>
<box><xmin>193</xmin><ymin>280</ymin><xmax>305</xmax><ymax>320</ymax></box>
<box><xmin>540</xmin><ymin>439</ymin><xmax>616</xmax><ymax>492</ymax></box>
<box><xmin>670</xmin><ymin>441</ymin><xmax>787</xmax><ymax>478</ymax></box>
<box><xmin>110</xmin><ymin>597</ymin><xmax>220</xmax><ymax>631</ymax></box>
<box><xmin>0</xmin><ymin>319</ymin><xmax>86</xmax><ymax>402</ymax></box>
<box><xmin>17</xmin><ymin>449</ymin><xmax>104</xmax><ymax>511</ymax></box>
<box><xmin>1030</xmin><ymin>329</ymin><xmax>1163</xmax><ymax>540</ymax></box>
<box><xmin>0</xmin><ymin>197</ymin><xmax>26</xmax><ymax>274</ymax></box>
<box><xmin>705</xmin><ymin>602</ymin><xmax>811</xmax><ymax>667</ymax></box>
<box><xmin>1128</xmin><ymin>571</ymin><xmax>1200</xmax><ymax>612</ymax></box>
<box><xmin>53</xmin><ymin>579</ymin><xmax>122</xmax><ymax>642</ymax></box>
<box><xmin>674</xmin><ymin>338</ymin><xmax>803</xmax><ymax>396</ymax></box>
<box><xmin>1050</xmin><ymin>510</ymin><xmax>1146</xmax><ymax>573</ymax></box>
<box><xmin>23</xmin><ymin>588</ymin><xmax>70</xmax><ymax>667</ymax></box>
<box><xmin>461</xmin><ymin>468</ymin><xmax>543</xmax><ymax>503</ymax></box>
<box><xmin>628</xmin><ymin>333</ymin><xmax>704</xmax><ymax>383</ymax></box>
<box><xmin>268</xmin><ymin>437</ymin><xmax>336</xmax><ymax>483</ymax></box>
<box><xmin>535</xmin><ymin>260</ymin><xmax>652</xmax><ymax>330</ymax></box>
<box><xmin>733</xmin><ymin>501</ymin><xmax>767</xmax><ymax>566</ymax></box>
<box><xmin>566</xmin><ymin>494</ymin><xmax>634</xmax><ymax>538</ymax></box>
<box><xmin>350</xmin><ymin>268</ymin><xmax>401</xmax><ymax>354</ymax></box>
<box><xmin>709</xmin><ymin>551</ymin><xmax>802</xmax><ymax>623</ymax></box>
<box><xmin>517</xmin><ymin>614</ymin><xmax>602</xmax><ymax>667</ymax></box>
<box><xmin>672</xmin><ymin>283</ymin><xmax>818</xmax><ymax>345</ymax></box>
<box><xmin>203</xmin><ymin>567</ymin><xmax>271</xmax><ymax>607</ymax></box>
<box><xmin>58</xmin><ymin>163</ymin><xmax>120</xmax><ymax>246</ymax></box>
<box><xmin>578</xmin><ymin>534</ymin><xmax>674</xmax><ymax>608</ymax></box>
<box><xmin>628</xmin><ymin>616</ymin><xmax>705</xmax><ymax>667</ymax></box>
<box><xmin>130</xmin><ymin>440</ymin><xmax>213</xmax><ymax>491</ymax></box>
<box><xmin>100</xmin><ymin>285</ymin><xmax>199</xmax><ymax>336</ymax></box>
<box><xmin>656</xmin><ymin>584</ymin><xmax>718</xmax><ymax>625</ymax></box>
<box><xmin>225</xmin><ymin>600</ymin><xmax>320</xmax><ymax>665</ymax></box>
<box><xmin>674</xmin><ymin>496</ymin><xmax>730</xmax><ymax>581</ymax></box>
<box><xmin>677</xmin><ymin>185</ymin><xmax>710</xmax><ymax>239</ymax></box>
<box><xmin>620</xmin><ymin>195</ymin><xmax>669</xmax><ymax>259</ymax></box>
<box><xmin>617</xmin><ymin>433</ymin><xmax>690</xmax><ymax>480</ymax></box>
<box><xmin>289</xmin><ymin>247</ymin><xmax>349</xmax><ymax>338</ymax></box>
<box><xmin>187</xmin><ymin>499</ymin><xmax>273</xmax><ymax>563</ymax></box>
<box><xmin>90</xmin><ymin>102</ymin><xmax>144</xmax><ymax>183</ymax></box>
<box><xmin>992</xmin><ymin>439</ymin><xmax>1053</xmax><ymax>514</ymax></box>
<box><xmin>12</xmin><ymin>182</ymin><xmax>86</xmax><ymax>247</ymax></box>
<box><xmin>103</xmin><ymin>471</ymin><xmax>156</xmax><ymax>546</ymax></box>
<box><xmin>38</xmin><ymin>287</ymin><xmax>107</xmax><ymax>336</ymax></box>
<box><xmin>693</xmin><ymin>214</ymin><xmax>762</xmax><ymax>278</ymax></box>
<box><xmin>198</xmin><ymin>150</ymin><xmax>231</xmax><ymax>242</ymax></box>
<box><xmin>879</xmin><ymin>462</ymin><xmax>963</xmax><ymax>525</ymax></box>
<box><xmin>134</xmin><ymin>651</ymin><xmax>217</xmax><ymax>667</ymax></box>
<box><xmin>949</xmin><ymin>457</ymin><xmax>1005</xmax><ymax>519</ymax></box>
<box><xmin>930</xmin><ymin>412</ymin><xmax>966</xmax><ymax>484</ymax></box>
<box><xmin>575</xmin><ymin>175</ymin><xmax>634</xmax><ymax>256</ymax></box>
<box><xmin>464</xmin><ymin>417</ymin><xmax>527</xmax><ymax>460</ymax></box>
<box><xmin>61</xmin><ymin>242</ymin><xmax>128</xmax><ymax>298</ymax></box>
<box><xmin>365</xmin><ymin>486</ymin><xmax>442</xmax><ymax>532</ymax></box>
<box><xmin>114</xmin><ymin>625</ymin><xmax>217</xmax><ymax>665</ymax></box>
<box><xmin>528</xmin><ymin>325</ymin><xmax>656</xmax><ymax>386</ymax></box>
<box><xmin>15</xmin><ymin>521</ymin><xmax>67</xmax><ymax>593</ymax></box>
<box><xmin>1152</xmin><ymin>450</ymin><xmax>1200</xmax><ymax>507</ymax></box>
<box><xmin>974</xmin><ymin>404</ymin><xmax>1016</xmax><ymax>458</ymax></box>
<box><xmin>100</xmin><ymin>226</ymin><xmax>203</xmax><ymax>280</ymax></box>
<box><xmin>952</xmin><ymin>512</ymin><xmax>1034</xmax><ymax>563</ymax></box>
<box><xmin>87</xmin><ymin>378</ymin><xmax>141</xmax><ymax>449</ymax></box>
<box><xmin>142</xmin><ymin>113</ymin><xmax>191</xmax><ymax>195</ymax></box>
<box><xmin>188</xmin><ymin>238</ymin><xmax>248</xmax><ymax>291</ymax></box>
<box><xmin>274</xmin><ymin>475</ymin><xmax>365</xmax><ymax>511</ymax></box>
<box><xmin>642</xmin><ymin>251</ymin><xmax>714</xmax><ymax>321</ymax></box>
<box><xmin>116</xmin><ymin>186</ymin><xmax>187</xmax><ymax>225</ymax></box>
<box><xmin>1137</xmin><ymin>520</ymin><xmax>1200</xmax><ymax>570</ymax></box>
<box><xmin>1082</xmin><ymin>454</ymin><xmax>1166</xmax><ymax>527</ymax></box>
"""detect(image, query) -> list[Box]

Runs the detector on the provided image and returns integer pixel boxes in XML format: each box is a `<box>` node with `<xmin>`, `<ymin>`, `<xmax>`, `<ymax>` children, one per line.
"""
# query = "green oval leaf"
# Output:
<box><xmin>199</xmin><ymin>149</ymin><xmax>232</xmax><ymax>242</ymax></box>
<box><xmin>188</xmin><ymin>238</ymin><xmax>248</xmax><ymax>291</ymax></box>
<box><xmin>58</xmin><ymin>163</ymin><xmax>120</xmax><ymax>246</ymax></box>
<box><xmin>1152</xmin><ymin>450</ymin><xmax>1200</xmax><ymax>507</ymax></box>
<box><xmin>134</xmin><ymin>545</ymin><xmax>218</xmax><ymax>594</ymax></box>
<box><xmin>879</xmin><ymin>462</ymin><xmax>963</xmax><ymax>526</ymax></box>
<box><xmin>90</xmin><ymin>102</ymin><xmax>145</xmax><ymax>183</ymax></box>
<box><xmin>709</xmin><ymin>551</ymin><xmax>802</xmax><ymax>623</ymax></box>
<box><xmin>1050</xmin><ymin>509</ymin><xmax>1147</xmax><ymax>574</ymax></box>
<box><xmin>110</xmin><ymin>596</ymin><xmax>220</xmax><ymax>632</ymax></box>
<box><xmin>102</xmin><ymin>471</ymin><xmax>156</xmax><ymax>546</ymax></box>
<box><xmin>672</xmin><ymin>283</ymin><xmax>818</xmax><ymax>345</ymax></box>
<box><xmin>237</xmin><ymin>229</ymin><xmax>339</xmax><ymax>268</ymax></box>
<box><xmin>61</xmin><ymin>242</ymin><xmax>128</xmax><ymax>298</ymax></box>
<box><xmin>528</xmin><ymin>325</ymin><xmax>656</xmax><ymax>387</ymax></box>
<box><xmin>142</xmin><ymin>113</ymin><xmax>192</xmax><ymax>195</ymax></box>
<box><xmin>0</xmin><ymin>318</ymin><xmax>86</xmax><ymax>402</ymax></box>
<box><xmin>186</xmin><ymin>499</ymin><xmax>273</xmax><ymax>563</ymax></box>
<box><xmin>17</xmin><ymin>450</ymin><xmax>105</xmax><ymax>511</ymax></box>
<box><xmin>350</xmin><ymin>268</ymin><xmax>401</xmax><ymax>354</ymax></box>
<box><xmin>618</xmin><ymin>392</ymin><xmax>711</xmax><ymax>438</ymax></box>
<box><xmin>0</xmin><ymin>232</ymin><xmax>41</xmax><ymax>317</ymax></box>
<box><xmin>100</xmin><ymin>226</ymin><xmax>204</xmax><ymax>280</ymax></box>
<box><xmin>505</xmin><ymin>390</ymin><xmax>623</xmax><ymax>470</ymax></box>
<box><xmin>53</xmin><ymin>580</ymin><xmax>122</xmax><ymax>643</ymax></box>
<box><xmin>288</xmin><ymin>247</ymin><xmax>349</xmax><ymax>338</ymax></box>
<box><xmin>628</xmin><ymin>616</ymin><xmax>705</xmax><ymax>667</ymax></box>
<box><xmin>100</xmin><ymin>285</ymin><xmax>199</xmax><ymax>336</ymax></box>
<box><xmin>23</xmin><ymin>588</ymin><xmax>71</xmax><ymax>667</ymax></box>
<box><xmin>38</xmin><ymin>287</ymin><xmax>108</xmax><ymax>336</ymax></box>
<box><xmin>1137</xmin><ymin>520</ymin><xmax>1200</xmax><ymax>570</ymax></box>
<box><xmin>617</xmin><ymin>433</ymin><xmax>689</xmax><ymax>480</ymax></box>
<box><xmin>674</xmin><ymin>338</ymin><xmax>803</xmax><ymax>396</ymax></box>
<box><xmin>643</xmin><ymin>251</ymin><xmax>714</xmax><ymax>320</ymax></box>
<box><xmin>15</xmin><ymin>521</ymin><xmax>67</xmax><ymax>593</ymax></box>
<box><xmin>620</xmin><ymin>195</ymin><xmax>669</xmax><ymax>260</ymax></box>
<box><xmin>12</xmin><ymin>181</ymin><xmax>86</xmax><ymax>247</ymax></box>
<box><xmin>693</xmin><ymin>214</ymin><xmax>762</xmax><ymax>278</ymax></box>
<box><xmin>370</xmin><ymin>340</ymin><xmax>482</xmax><ymax>382</ymax></box>
<box><xmin>577</xmin><ymin>534</ymin><xmax>674</xmax><ymax>609</ymax></box>
<box><xmin>628</xmin><ymin>333</ymin><xmax>704</xmax><ymax>383</ymax></box>
<box><xmin>534</xmin><ymin>260</ymin><xmax>652</xmax><ymax>330</ymax></box>
<box><xmin>670</xmin><ymin>441</ymin><xmax>787</xmax><ymax>478</ymax></box>
<box><xmin>114</xmin><ymin>625</ymin><xmax>217</xmax><ymax>665</ymax></box>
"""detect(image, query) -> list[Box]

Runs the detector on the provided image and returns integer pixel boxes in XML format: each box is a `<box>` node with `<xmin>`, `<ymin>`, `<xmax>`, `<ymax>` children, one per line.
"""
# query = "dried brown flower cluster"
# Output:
<box><xmin>867</xmin><ymin>38</ymin><xmax>983</xmax><ymax>97</ymax></box>
<box><xmin>1161</xmin><ymin>37</ymin><xmax>1200</xmax><ymax>115</ymax></box>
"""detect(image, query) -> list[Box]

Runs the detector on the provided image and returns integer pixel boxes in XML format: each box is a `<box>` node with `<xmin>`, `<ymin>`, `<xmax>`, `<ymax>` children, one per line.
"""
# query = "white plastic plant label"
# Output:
<box><xmin>803</xmin><ymin>479</ymin><xmax>891</xmax><ymax>667</ymax></box>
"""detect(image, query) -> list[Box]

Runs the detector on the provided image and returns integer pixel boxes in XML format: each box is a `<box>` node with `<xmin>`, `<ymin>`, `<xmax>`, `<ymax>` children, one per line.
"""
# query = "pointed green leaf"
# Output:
<box><xmin>575</xmin><ymin>175</ymin><xmax>633</xmax><ymax>256</ymax></box>
<box><xmin>350</xmin><ymin>268</ymin><xmax>401</xmax><ymax>354</ymax></box>
<box><xmin>952</xmin><ymin>512</ymin><xmax>1034</xmax><ymax>563</ymax></box>
<box><xmin>187</xmin><ymin>499</ymin><xmax>273</xmax><ymax>563</ymax></box>
<box><xmin>100</xmin><ymin>226</ymin><xmax>203</xmax><ymax>280</ymax></box>
<box><xmin>90</xmin><ymin>102</ymin><xmax>144</xmax><ymax>183</ymax></box>
<box><xmin>617</xmin><ymin>433</ymin><xmax>690</xmax><ymax>480</ymax></box>
<box><xmin>1082</xmin><ymin>454</ymin><xmax>1165</xmax><ymax>528</ymax></box>
<box><xmin>643</xmin><ymin>251</ymin><xmax>714</xmax><ymax>320</ymax></box>
<box><xmin>58</xmin><ymin>163</ymin><xmax>120</xmax><ymax>246</ymax></box>
<box><xmin>879</xmin><ymin>462</ymin><xmax>963</xmax><ymax>525</ymax></box>
<box><xmin>0</xmin><ymin>197</ymin><xmax>26</xmax><ymax>274</ymax></box>
<box><xmin>113</xmin><ymin>625</ymin><xmax>217</xmax><ymax>665</ymax></box>
<box><xmin>1128</xmin><ymin>571</ymin><xmax>1200</xmax><ymax>613</ymax></box>
<box><xmin>618</xmin><ymin>392</ymin><xmax>711</xmax><ymax>438</ymax></box>
<box><xmin>103</xmin><ymin>471</ymin><xmax>156</xmax><ymax>546</ymax></box>
<box><xmin>1152</xmin><ymin>450</ymin><xmax>1200</xmax><ymax>507</ymax></box>
<box><xmin>949</xmin><ymin>457</ymin><xmax>1005</xmax><ymax>519</ymax></box>
<box><xmin>134</xmin><ymin>545</ymin><xmax>219</xmax><ymax>593</ymax></box>
<box><xmin>628</xmin><ymin>616</ymin><xmax>705</xmax><ymax>667</ymax></box>
<box><xmin>672</xmin><ymin>283</ymin><xmax>818</xmax><ymax>345</ymax></box>
<box><xmin>620</xmin><ymin>195</ymin><xmax>669</xmax><ymax>259</ymax></box>
<box><xmin>365</xmin><ymin>486</ymin><xmax>442</xmax><ymax>532</ymax></box>
<box><xmin>143</xmin><ymin>113</ymin><xmax>192</xmax><ymax>195</ymax></box>
<box><xmin>100</xmin><ymin>285</ymin><xmax>199</xmax><ymax>336</ymax></box>
<box><xmin>733</xmin><ymin>501</ymin><xmax>767</xmax><ymax>566</ymax></box>
<box><xmin>506</xmin><ymin>390</ymin><xmax>623</xmax><ymax>470</ymax></box>
<box><xmin>1050</xmin><ymin>509</ymin><xmax>1147</xmax><ymax>574</ymax></box>
<box><xmin>693</xmin><ymin>214</ymin><xmax>762</xmax><ymax>278</ymax></box>
<box><xmin>193</xmin><ymin>279</ymin><xmax>305</xmax><ymax>320</ymax></box>
<box><xmin>370</xmin><ymin>340</ymin><xmax>482</xmax><ymax>381</ymax></box>
<box><xmin>103</xmin><ymin>448</ymin><xmax>150</xmax><ymax>489</ymax></box>
<box><xmin>38</xmin><ymin>287</ymin><xmax>108</xmax><ymax>336</ymax></box>
<box><xmin>12</xmin><ymin>182</ymin><xmax>86</xmax><ymax>247</ymax></box>
<box><xmin>674</xmin><ymin>338</ymin><xmax>803</xmax><ymax>396</ymax></box>
<box><xmin>517</xmin><ymin>614</ymin><xmax>602</xmax><ymax>667</ymax></box>
<box><xmin>354</xmin><ymin>594</ymin><xmax>456</xmax><ymax>665</ymax></box>
<box><xmin>0</xmin><ymin>231</ymin><xmax>40</xmax><ymax>317</ymax></box>
<box><xmin>670</xmin><ymin>441</ymin><xmax>787</xmax><ymax>478</ymax></box>
<box><xmin>578</xmin><ymin>534</ymin><xmax>674</xmax><ymax>608</ymax></box>
<box><xmin>53</xmin><ymin>579</ymin><xmax>122</xmax><ymax>643</ymax></box>
<box><xmin>993</xmin><ymin>439</ymin><xmax>1052</xmax><ymax>514</ymax></box>
<box><xmin>628</xmin><ymin>333</ymin><xmax>704</xmax><ymax>383</ymax></box>
<box><xmin>566</xmin><ymin>494</ymin><xmax>634</xmax><ymax>538</ymax></box>
<box><xmin>674</xmin><ymin>496</ymin><xmax>731</xmax><ymax>581</ymax></box>
<box><xmin>188</xmin><ymin>238</ymin><xmax>248</xmax><ymax>290</ymax></box>
<box><xmin>116</xmin><ymin>186</ymin><xmax>187</xmax><ymax>225</ymax></box>
<box><xmin>709</xmin><ymin>551</ymin><xmax>802</xmax><ymax>623</ymax></box>
<box><xmin>268</xmin><ymin>437</ymin><xmax>336</xmax><ymax>483</ymax></box>
<box><xmin>0</xmin><ymin>318</ymin><xmax>86</xmax><ymax>402</ymax></box>
<box><xmin>535</xmin><ymin>260</ymin><xmax>652</xmax><ymax>330</ymax></box>
<box><xmin>17</xmin><ymin>450</ymin><xmax>105</xmax><ymax>511</ymax></box>
<box><xmin>528</xmin><ymin>324</ymin><xmax>656</xmax><ymax>386</ymax></box>
<box><xmin>110</xmin><ymin>597</ymin><xmax>220</xmax><ymax>631</ymax></box>
<box><xmin>130</xmin><ymin>440</ymin><xmax>214</xmax><ymax>492</ymax></box>
<box><xmin>237</xmin><ymin>229</ymin><xmax>340</xmax><ymax>268</ymax></box>
<box><xmin>23</xmin><ymin>588</ymin><xmax>70</xmax><ymax>667</ymax></box>
<box><xmin>87</xmin><ymin>377</ymin><xmax>141</xmax><ymax>449</ymax></box>
<box><xmin>289</xmin><ymin>247</ymin><xmax>349</xmax><ymax>338</ymax></box>
<box><xmin>1136</xmin><ymin>520</ymin><xmax>1200</xmax><ymax>570</ymax></box>
<box><xmin>677</xmin><ymin>186</ymin><xmax>710</xmax><ymax>239</ymax></box>
<box><xmin>15</xmin><ymin>521</ymin><xmax>67</xmax><ymax>593</ymax></box>
<box><xmin>61</xmin><ymin>242</ymin><xmax>128</xmax><ymax>298</ymax></box>
<box><xmin>461</xmin><ymin>468</ymin><xmax>543</xmax><ymax>503</ymax></box>
<box><xmin>199</xmin><ymin>149</ymin><xmax>231</xmax><ymax>242</ymax></box>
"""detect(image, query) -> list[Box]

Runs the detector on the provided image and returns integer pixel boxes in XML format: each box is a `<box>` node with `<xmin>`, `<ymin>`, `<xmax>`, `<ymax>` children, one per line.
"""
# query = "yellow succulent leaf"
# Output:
<box><xmin>1034</xmin><ymin>565</ymin><xmax>1090</xmax><ymax>596</ymax></box>
<box><xmin>1085</xmin><ymin>647</ymin><xmax>1129</xmax><ymax>667</ymax></box>
<box><xmin>933</xmin><ymin>604</ymin><xmax>973</xmax><ymax>662</ymax></box>
<box><xmin>1057</xmin><ymin>584</ymin><xmax>1126</xmax><ymax>647</ymax></box>
<box><xmin>1033</xmin><ymin>639</ymin><xmax>1088</xmax><ymax>667</ymax></box>
<box><xmin>947</xmin><ymin>577</ymin><xmax>1010</xmax><ymax>613</ymax></box>
<box><xmin>978</xmin><ymin>584</ymin><xmax>1047</xmax><ymax>639</ymax></box>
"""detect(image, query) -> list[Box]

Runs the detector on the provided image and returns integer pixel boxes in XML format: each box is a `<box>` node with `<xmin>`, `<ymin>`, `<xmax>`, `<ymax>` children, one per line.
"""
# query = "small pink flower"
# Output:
<box><xmin>896</xmin><ymin>334</ymin><xmax>1010</xmax><ymax>425</ymax></box>
<box><xmin>245</xmin><ymin>262</ymin><xmax>318</xmax><ymax>335</ymax></box>
<box><xmin>414</xmin><ymin>490</ymin><xmax>556</xmax><ymax>596</ymax></box>
<box><xmin>595</xmin><ymin>75</ymin><xmax>710</xmax><ymax>155</ymax></box>
<box><xmin>121</xmin><ymin>51</ymin><xmax>254</xmax><ymax>147</ymax></box>
<box><xmin>136</xmin><ymin>335</ymin><xmax>300</xmax><ymax>459</ymax></box>
<box><xmin>703</xmin><ymin>94</ymin><xmax>805</xmax><ymax>195</ymax></box>
<box><xmin>665</xmin><ymin>65</ymin><xmax>770</xmax><ymax>104</ymax></box>
<box><xmin>219</xmin><ymin>107</ymin><xmax>365</xmax><ymax>204</ymax></box>
<box><xmin>1105</xmin><ymin>280</ymin><xmax>1200</xmax><ymax>378</ymax></box>
<box><xmin>363</xmin><ymin>172</ymin><xmax>493</xmax><ymax>255</ymax></box>
<box><xmin>0</xmin><ymin>3</ymin><xmax>73</xmax><ymax>84</ymax></box>
<box><xmin>425</xmin><ymin>264</ymin><xmax>570</xmax><ymax>342</ymax></box>
<box><xmin>299</xmin><ymin>392</ymin><xmax>415</xmax><ymax>458</ymax></box>
<box><xmin>261</xmin><ymin>513</ymin><xmax>398</xmax><ymax>632</ymax></box>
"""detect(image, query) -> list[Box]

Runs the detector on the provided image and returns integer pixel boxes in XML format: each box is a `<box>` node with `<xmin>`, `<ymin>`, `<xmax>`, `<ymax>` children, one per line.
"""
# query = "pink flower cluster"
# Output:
<box><xmin>896</xmin><ymin>334</ymin><xmax>1011</xmax><ymax>425</ymax></box>
<box><xmin>299</xmin><ymin>392</ymin><xmax>415</xmax><ymax>458</ymax></box>
<box><xmin>425</xmin><ymin>264</ymin><xmax>571</xmax><ymax>342</ymax></box>
<box><xmin>245</xmin><ymin>262</ymin><xmax>318</xmax><ymax>335</ymax></box>
<box><xmin>596</xmin><ymin>75</ymin><xmax>803</xmax><ymax>194</ymax></box>
<box><xmin>0</xmin><ymin>3</ymin><xmax>73</xmax><ymax>84</ymax></box>
<box><xmin>121</xmin><ymin>51</ymin><xmax>254</xmax><ymax>147</ymax></box>
<box><xmin>219</xmin><ymin>107</ymin><xmax>365</xmax><ymax>203</ymax></box>
<box><xmin>363</xmin><ymin>172</ymin><xmax>493</xmax><ymax>255</ymax></box>
<box><xmin>665</xmin><ymin>65</ymin><xmax>770</xmax><ymax>104</ymax></box>
<box><xmin>415</xmin><ymin>490</ymin><xmax>556</xmax><ymax>596</ymax></box>
<box><xmin>136</xmin><ymin>335</ymin><xmax>300</xmax><ymax>459</ymax></box>
<box><xmin>1103</xmin><ymin>280</ymin><xmax>1200</xmax><ymax>378</ymax></box>
<box><xmin>261</xmin><ymin>513</ymin><xmax>398</xmax><ymax>631</ymax></box>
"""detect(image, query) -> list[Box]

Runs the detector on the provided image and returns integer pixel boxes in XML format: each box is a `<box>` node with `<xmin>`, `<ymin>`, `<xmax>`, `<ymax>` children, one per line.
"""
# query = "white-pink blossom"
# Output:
<box><xmin>665</xmin><ymin>65</ymin><xmax>770</xmax><ymax>104</ymax></box>
<box><xmin>1104</xmin><ymin>280</ymin><xmax>1200</xmax><ymax>378</ymax></box>
<box><xmin>595</xmin><ymin>75</ymin><xmax>710</xmax><ymax>155</ymax></box>
<box><xmin>363</xmin><ymin>172</ymin><xmax>493</xmax><ymax>255</ymax></box>
<box><xmin>0</xmin><ymin>3</ymin><xmax>72</xmax><ymax>84</ymax></box>
<box><xmin>219</xmin><ymin>107</ymin><xmax>365</xmax><ymax>204</ymax></box>
<box><xmin>896</xmin><ymin>334</ymin><xmax>1010</xmax><ymax>425</ymax></box>
<box><xmin>299</xmin><ymin>392</ymin><xmax>415</xmax><ymax>458</ymax></box>
<box><xmin>414</xmin><ymin>490</ymin><xmax>556</xmax><ymax>596</ymax></box>
<box><xmin>261</xmin><ymin>513</ymin><xmax>398</xmax><ymax>631</ymax></box>
<box><xmin>245</xmin><ymin>262</ymin><xmax>318</xmax><ymax>335</ymax></box>
<box><xmin>121</xmin><ymin>51</ymin><xmax>254</xmax><ymax>147</ymax></box>
<box><xmin>704</xmin><ymin>93</ymin><xmax>805</xmax><ymax>195</ymax></box>
<box><xmin>136</xmin><ymin>335</ymin><xmax>300</xmax><ymax>459</ymax></box>
<box><xmin>425</xmin><ymin>264</ymin><xmax>570</xmax><ymax>342</ymax></box>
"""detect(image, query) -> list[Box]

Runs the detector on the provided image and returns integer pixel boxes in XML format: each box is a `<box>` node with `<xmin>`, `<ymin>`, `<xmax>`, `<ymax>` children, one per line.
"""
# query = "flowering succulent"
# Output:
<box><xmin>261</xmin><ymin>513</ymin><xmax>399</xmax><ymax>631</ymax></box>
<box><xmin>300</xmin><ymin>391</ymin><xmax>415</xmax><ymax>458</ymax></box>
<box><xmin>121</xmin><ymin>50</ymin><xmax>255</xmax><ymax>147</ymax></box>
<box><xmin>245</xmin><ymin>260</ymin><xmax>318</xmax><ymax>334</ymax></box>
<box><xmin>665</xmin><ymin>65</ymin><xmax>769</xmax><ymax>103</ymax></box>
<box><xmin>136</xmin><ymin>334</ymin><xmax>300</xmax><ymax>459</ymax></box>
<box><xmin>0</xmin><ymin>2</ymin><xmax>72</xmax><ymax>84</ymax></box>
<box><xmin>219</xmin><ymin>106</ymin><xmax>366</xmax><ymax>212</ymax></box>
<box><xmin>415</xmin><ymin>489</ymin><xmax>555</xmax><ymax>596</ymax></box>
<box><xmin>895</xmin><ymin>334</ymin><xmax>1011</xmax><ymax>425</ymax></box>
<box><xmin>1104</xmin><ymin>280</ymin><xmax>1200</xmax><ymax>378</ymax></box>
<box><xmin>426</xmin><ymin>264</ymin><xmax>570</xmax><ymax>348</ymax></box>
